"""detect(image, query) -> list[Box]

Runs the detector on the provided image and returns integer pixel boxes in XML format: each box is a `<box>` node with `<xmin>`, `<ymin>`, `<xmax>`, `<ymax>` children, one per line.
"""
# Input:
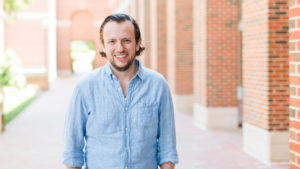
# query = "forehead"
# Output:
<box><xmin>102</xmin><ymin>20</ymin><xmax>135</xmax><ymax>39</ymax></box>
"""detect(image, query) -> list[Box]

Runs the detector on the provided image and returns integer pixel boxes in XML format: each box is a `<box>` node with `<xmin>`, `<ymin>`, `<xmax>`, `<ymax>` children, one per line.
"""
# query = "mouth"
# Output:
<box><xmin>115</xmin><ymin>55</ymin><xmax>127</xmax><ymax>58</ymax></box>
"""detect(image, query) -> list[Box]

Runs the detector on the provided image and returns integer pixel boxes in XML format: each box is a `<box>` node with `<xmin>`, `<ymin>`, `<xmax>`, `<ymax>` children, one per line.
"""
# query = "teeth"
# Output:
<box><xmin>116</xmin><ymin>55</ymin><xmax>126</xmax><ymax>58</ymax></box>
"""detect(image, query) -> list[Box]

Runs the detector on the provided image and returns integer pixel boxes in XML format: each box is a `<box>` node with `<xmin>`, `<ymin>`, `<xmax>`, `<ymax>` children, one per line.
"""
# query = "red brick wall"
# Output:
<box><xmin>144</xmin><ymin>0</ymin><xmax>151</xmax><ymax>68</ymax></box>
<box><xmin>166</xmin><ymin>0</ymin><xmax>193</xmax><ymax>94</ymax></box>
<box><xmin>289</xmin><ymin>0</ymin><xmax>300</xmax><ymax>167</ymax></box>
<box><xmin>157</xmin><ymin>0</ymin><xmax>167</xmax><ymax>79</ymax></box>
<box><xmin>175</xmin><ymin>0</ymin><xmax>193</xmax><ymax>94</ymax></box>
<box><xmin>243</xmin><ymin>0</ymin><xmax>289</xmax><ymax>130</ymax></box>
<box><xmin>268</xmin><ymin>0</ymin><xmax>289</xmax><ymax>130</ymax></box>
<box><xmin>194</xmin><ymin>0</ymin><xmax>239</xmax><ymax>107</ymax></box>
<box><xmin>243</xmin><ymin>0</ymin><xmax>270</xmax><ymax>129</ymax></box>
<box><xmin>207</xmin><ymin>0</ymin><xmax>239</xmax><ymax>106</ymax></box>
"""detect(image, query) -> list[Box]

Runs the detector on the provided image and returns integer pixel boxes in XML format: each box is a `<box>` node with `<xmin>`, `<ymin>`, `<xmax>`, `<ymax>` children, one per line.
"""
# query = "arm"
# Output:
<box><xmin>66</xmin><ymin>167</ymin><xmax>81</xmax><ymax>169</ymax></box>
<box><xmin>160</xmin><ymin>162</ymin><xmax>175</xmax><ymax>169</ymax></box>
<box><xmin>62</xmin><ymin>87</ymin><xmax>88</xmax><ymax>168</ymax></box>
<box><xmin>157</xmin><ymin>82</ymin><xmax>179</xmax><ymax>166</ymax></box>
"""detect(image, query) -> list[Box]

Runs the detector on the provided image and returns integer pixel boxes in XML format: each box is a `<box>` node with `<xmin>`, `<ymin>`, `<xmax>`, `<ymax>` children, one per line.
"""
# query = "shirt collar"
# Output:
<box><xmin>104</xmin><ymin>59</ymin><xmax>144</xmax><ymax>81</ymax></box>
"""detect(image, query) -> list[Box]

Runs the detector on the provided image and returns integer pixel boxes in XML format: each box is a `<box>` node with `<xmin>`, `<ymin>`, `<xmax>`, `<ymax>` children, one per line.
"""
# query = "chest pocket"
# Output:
<box><xmin>133</xmin><ymin>101</ymin><xmax>159</xmax><ymax>140</ymax></box>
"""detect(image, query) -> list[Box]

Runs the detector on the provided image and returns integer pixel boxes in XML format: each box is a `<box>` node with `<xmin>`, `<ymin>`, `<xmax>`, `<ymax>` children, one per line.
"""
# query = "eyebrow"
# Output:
<box><xmin>106</xmin><ymin>37</ymin><xmax>132</xmax><ymax>41</ymax></box>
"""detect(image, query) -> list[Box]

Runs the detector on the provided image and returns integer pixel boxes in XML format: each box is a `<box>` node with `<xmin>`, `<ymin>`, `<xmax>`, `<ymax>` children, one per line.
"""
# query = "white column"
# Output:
<box><xmin>0</xmin><ymin>0</ymin><xmax>5</xmax><ymax>134</ymax></box>
<box><xmin>48</xmin><ymin>0</ymin><xmax>57</xmax><ymax>82</ymax></box>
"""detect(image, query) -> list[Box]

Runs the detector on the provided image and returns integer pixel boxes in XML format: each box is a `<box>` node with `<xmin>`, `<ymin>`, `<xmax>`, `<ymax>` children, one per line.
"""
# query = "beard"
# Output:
<box><xmin>110</xmin><ymin>55</ymin><xmax>136</xmax><ymax>72</ymax></box>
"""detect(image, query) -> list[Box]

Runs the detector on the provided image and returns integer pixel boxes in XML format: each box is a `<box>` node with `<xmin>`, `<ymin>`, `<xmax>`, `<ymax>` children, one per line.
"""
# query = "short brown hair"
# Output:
<box><xmin>99</xmin><ymin>13</ymin><xmax>145</xmax><ymax>57</ymax></box>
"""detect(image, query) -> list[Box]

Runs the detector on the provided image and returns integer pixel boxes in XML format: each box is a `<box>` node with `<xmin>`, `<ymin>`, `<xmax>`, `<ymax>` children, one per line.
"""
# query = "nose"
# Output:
<box><xmin>116</xmin><ymin>41</ymin><xmax>124</xmax><ymax>52</ymax></box>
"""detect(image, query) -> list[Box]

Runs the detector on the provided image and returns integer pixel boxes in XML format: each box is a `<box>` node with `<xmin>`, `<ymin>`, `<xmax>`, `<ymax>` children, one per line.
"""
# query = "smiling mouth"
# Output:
<box><xmin>115</xmin><ymin>55</ymin><xmax>127</xmax><ymax>58</ymax></box>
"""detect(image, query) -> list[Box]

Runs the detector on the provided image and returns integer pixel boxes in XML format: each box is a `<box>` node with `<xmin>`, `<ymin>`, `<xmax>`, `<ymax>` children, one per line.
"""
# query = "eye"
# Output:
<box><xmin>107</xmin><ymin>40</ymin><xmax>115</xmax><ymax>44</ymax></box>
<box><xmin>123</xmin><ymin>39</ymin><xmax>131</xmax><ymax>43</ymax></box>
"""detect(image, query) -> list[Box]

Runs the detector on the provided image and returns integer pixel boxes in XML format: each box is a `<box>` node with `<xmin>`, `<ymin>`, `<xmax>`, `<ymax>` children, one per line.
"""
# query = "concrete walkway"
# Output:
<box><xmin>0</xmin><ymin>76</ymin><xmax>289</xmax><ymax>169</ymax></box>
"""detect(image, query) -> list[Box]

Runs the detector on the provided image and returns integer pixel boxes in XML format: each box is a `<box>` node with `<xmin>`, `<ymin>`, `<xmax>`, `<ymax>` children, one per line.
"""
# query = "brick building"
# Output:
<box><xmin>289</xmin><ymin>0</ymin><xmax>300</xmax><ymax>168</ymax></box>
<box><xmin>116</xmin><ymin>0</ymin><xmax>291</xmax><ymax>166</ymax></box>
<box><xmin>1</xmin><ymin>0</ymin><xmax>300</xmax><ymax>168</ymax></box>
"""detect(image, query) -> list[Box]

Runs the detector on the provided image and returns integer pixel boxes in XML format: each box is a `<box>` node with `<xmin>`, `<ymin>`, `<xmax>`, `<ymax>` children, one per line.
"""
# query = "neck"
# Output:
<box><xmin>111</xmin><ymin>63</ymin><xmax>138</xmax><ymax>82</ymax></box>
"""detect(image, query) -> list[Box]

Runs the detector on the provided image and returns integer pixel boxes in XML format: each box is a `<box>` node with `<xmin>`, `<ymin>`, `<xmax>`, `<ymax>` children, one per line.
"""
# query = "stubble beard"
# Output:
<box><xmin>110</xmin><ymin>54</ymin><xmax>136</xmax><ymax>72</ymax></box>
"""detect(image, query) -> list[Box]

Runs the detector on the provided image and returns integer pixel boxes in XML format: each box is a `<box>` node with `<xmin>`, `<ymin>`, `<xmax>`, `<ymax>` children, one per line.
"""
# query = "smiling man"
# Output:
<box><xmin>63</xmin><ymin>13</ymin><xmax>178</xmax><ymax>169</ymax></box>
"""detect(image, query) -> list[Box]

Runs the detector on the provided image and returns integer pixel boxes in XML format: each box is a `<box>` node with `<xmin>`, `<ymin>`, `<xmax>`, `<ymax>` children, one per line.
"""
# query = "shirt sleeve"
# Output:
<box><xmin>62</xmin><ymin>86</ymin><xmax>88</xmax><ymax>167</ymax></box>
<box><xmin>157</xmin><ymin>82</ymin><xmax>179</xmax><ymax>165</ymax></box>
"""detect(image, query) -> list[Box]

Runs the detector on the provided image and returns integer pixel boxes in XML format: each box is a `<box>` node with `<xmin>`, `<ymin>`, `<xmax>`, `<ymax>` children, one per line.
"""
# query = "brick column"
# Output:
<box><xmin>193</xmin><ymin>0</ymin><xmax>239</xmax><ymax>129</ymax></box>
<box><xmin>143</xmin><ymin>0</ymin><xmax>151</xmax><ymax>68</ymax></box>
<box><xmin>243</xmin><ymin>0</ymin><xmax>289</xmax><ymax>163</ymax></box>
<box><xmin>167</xmin><ymin>0</ymin><xmax>193</xmax><ymax>113</ymax></box>
<box><xmin>156</xmin><ymin>0</ymin><xmax>167</xmax><ymax>78</ymax></box>
<box><xmin>129</xmin><ymin>0</ymin><xmax>137</xmax><ymax>20</ymax></box>
<box><xmin>289</xmin><ymin>0</ymin><xmax>300</xmax><ymax>168</ymax></box>
<box><xmin>57</xmin><ymin>0</ymin><xmax>72</xmax><ymax>75</ymax></box>
<box><xmin>150</xmin><ymin>0</ymin><xmax>158</xmax><ymax>71</ymax></box>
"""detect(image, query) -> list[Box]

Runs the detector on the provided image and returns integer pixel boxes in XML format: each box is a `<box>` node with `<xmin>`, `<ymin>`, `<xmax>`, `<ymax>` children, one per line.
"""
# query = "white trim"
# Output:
<box><xmin>289</xmin><ymin>117</ymin><xmax>300</xmax><ymax>123</ymax></box>
<box><xmin>22</xmin><ymin>67</ymin><xmax>47</xmax><ymax>74</ymax></box>
<box><xmin>57</xmin><ymin>20</ymin><xmax>71</xmax><ymax>27</ymax></box>
<box><xmin>290</xmin><ymin>61</ymin><xmax>300</xmax><ymax>64</ymax></box>
<box><xmin>290</xmin><ymin>149</ymin><xmax>300</xmax><ymax>157</ymax></box>
<box><xmin>290</xmin><ymin>161</ymin><xmax>300</xmax><ymax>167</ymax></box>
<box><xmin>291</xmin><ymin>95</ymin><xmax>300</xmax><ymax>99</ymax></box>
<box><xmin>289</xmin><ymin>28</ymin><xmax>300</xmax><ymax>33</ymax></box>
<box><xmin>58</xmin><ymin>70</ymin><xmax>72</xmax><ymax>76</ymax></box>
<box><xmin>173</xmin><ymin>94</ymin><xmax>194</xmax><ymax>114</ymax></box>
<box><xmin>290</xmin><ymin>73</ymin><xmax>300</xmax><ymax>77</ymax></box>
<box><xmin>289</xmin><ymin>16</ymin><xmax>300</xmax><ymax>20</ymax></box>
<box><xmin>243</xmin><ymin>123</ymin><xmax>289</xmax><ymax>164</ymax></box>
<box><xmin>289</xmin><ymin>51</ymin><xmax>300</xmax><ymax>54</ymax></box>
<box><xmin>16</xmin><ymin>12</ymin><xmax>48</xmax><ymax>20</ymax></box>
<box><xmin>193</xmin><ymin>103</ymin><xmax>239</xmax><ymax>130</ymax></box>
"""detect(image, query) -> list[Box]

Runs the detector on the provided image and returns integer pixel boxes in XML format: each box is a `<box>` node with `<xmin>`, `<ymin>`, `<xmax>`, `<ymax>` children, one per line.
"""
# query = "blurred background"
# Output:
<box><xmin>0</xmin><ymin>0</ymin><xmax>298</xmax><ymax>168</ymax></box>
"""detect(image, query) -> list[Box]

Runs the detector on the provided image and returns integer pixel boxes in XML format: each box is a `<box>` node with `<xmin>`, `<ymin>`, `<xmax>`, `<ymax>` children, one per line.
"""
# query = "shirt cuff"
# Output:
<box><xmin>158</xmin><ymin>153</ymin><xmax>179</xmax><ymax>165</ymax></box>
<box><xmin>62</xmin><ymin>151</ymin><xmax>84</xmax><ymax>167</ymax></box>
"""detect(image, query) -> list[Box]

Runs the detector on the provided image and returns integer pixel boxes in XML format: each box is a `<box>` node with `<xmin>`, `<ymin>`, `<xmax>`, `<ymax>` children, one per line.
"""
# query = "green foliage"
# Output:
<box><xmin>3</xmin><ymin>0</ymin><xmax>35</xmax><ymax>18</ymax></box>
<box><xmin>4</xmin><ymin>93</ymin><xmax>38</xmax><ymax>124</ymax></box>
<box><xmin>0</xmin><ymin>49</ymin><xmax>26</xmax><ymax>87</ymax></box>
<box><xmin>70</xmin><ymin>40</ymin><xmax>96</xmax><ymax>73</ymax></box>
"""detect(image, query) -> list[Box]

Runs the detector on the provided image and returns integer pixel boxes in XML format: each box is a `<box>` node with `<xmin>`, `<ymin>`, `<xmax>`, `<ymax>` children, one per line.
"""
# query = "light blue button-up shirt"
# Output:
<box><xmin>63</xmin><ymin>60</ymin><xmax>178</xmax><ymax>169</ymax></box>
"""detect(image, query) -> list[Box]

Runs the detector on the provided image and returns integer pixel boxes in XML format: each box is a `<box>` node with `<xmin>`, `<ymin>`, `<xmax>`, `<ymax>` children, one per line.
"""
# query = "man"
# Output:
<box><xmin>63</xmin><ymin>13</ymin><xmax>178</xmax><ymax>169</ymax></box>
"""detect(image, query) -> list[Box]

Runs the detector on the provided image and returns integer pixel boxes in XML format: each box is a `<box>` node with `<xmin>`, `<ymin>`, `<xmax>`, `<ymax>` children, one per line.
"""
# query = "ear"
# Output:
<box><xmin>136</xmin><ymin>40</ymin><xmax>141</xmax><ymax>51</ymax></box>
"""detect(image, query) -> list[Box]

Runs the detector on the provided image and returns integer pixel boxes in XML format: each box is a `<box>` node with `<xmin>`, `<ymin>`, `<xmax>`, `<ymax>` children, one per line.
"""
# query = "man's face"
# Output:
<box><xmin>102</xmin><ymin>20</ymin><xmax>140</xmax><ymax>72</ymax></box>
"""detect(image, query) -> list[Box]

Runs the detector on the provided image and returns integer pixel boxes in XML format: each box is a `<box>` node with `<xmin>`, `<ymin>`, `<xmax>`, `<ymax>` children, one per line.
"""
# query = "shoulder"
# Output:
<box><xmin>142</xmin><ymin>67</ymin><xmax>166</xmax><ymax>82</ymax></box>
<box><xmin>141</xmin><ymin>67</ymin><xmax>169</xmax><ymax>89</ymax></box>
<box><xmin>74</xmin><ymin>67</ymin><xmax>104</xmax><ymax>91</ymax></box>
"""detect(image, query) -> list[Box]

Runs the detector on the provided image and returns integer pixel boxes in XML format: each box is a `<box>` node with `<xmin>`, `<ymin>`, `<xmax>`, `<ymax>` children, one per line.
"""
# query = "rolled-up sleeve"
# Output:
<box><xmin>63</xmin><ymin>86</ymin><xmax>88</xmax><ymax>167</ymax></box>
<box><xmin>157</xmin><ymin>83</ymin><xmax>179</xmax><ymax>165</ymax></box>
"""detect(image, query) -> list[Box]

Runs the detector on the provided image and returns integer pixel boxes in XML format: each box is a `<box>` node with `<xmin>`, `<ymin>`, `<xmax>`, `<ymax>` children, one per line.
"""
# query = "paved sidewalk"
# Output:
<box><xmin>0</xmin><ymin>76</ymin><xmax>289</xmax><ymax>169</ymax></box>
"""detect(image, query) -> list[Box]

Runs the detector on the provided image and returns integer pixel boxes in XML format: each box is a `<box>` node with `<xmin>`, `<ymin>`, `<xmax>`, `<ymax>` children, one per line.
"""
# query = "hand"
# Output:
<box><xmin>160</xmin><ymin>162</ymin><xmax>175</xmax><ymax>169</ymax></box>
<box><xmin>66</xmin><ymin>166</ymin><xmax>81</xmax><ymax>169</ymax></box>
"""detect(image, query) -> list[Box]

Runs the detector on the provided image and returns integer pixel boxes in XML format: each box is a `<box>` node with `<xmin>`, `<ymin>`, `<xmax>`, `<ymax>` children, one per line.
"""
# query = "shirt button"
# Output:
<box><xmin>125</xmin><ymin>107</ymin><xmax>128</xmax><ymax>111</ymax></box>
<box><xmin>125</xmin><ymin>167</ymin><xmax>128</xmax><ymax>169</ymax></box>
<box><xmin>126</xmin><ymin>147</ymin><xmax>128</xmax><ymax>150</ymax></box>
<box><xmin>125</xmin><ymin>128</ymin><xmax>128</xmax><ymax>131</ymax></box>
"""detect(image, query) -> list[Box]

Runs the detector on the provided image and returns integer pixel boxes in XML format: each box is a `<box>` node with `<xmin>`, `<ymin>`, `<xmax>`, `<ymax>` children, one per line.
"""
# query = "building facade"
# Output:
<box><xmin>3</xmin><ymin>0</ymin><xmax>300</xmax><ymax>168</ymax></box>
